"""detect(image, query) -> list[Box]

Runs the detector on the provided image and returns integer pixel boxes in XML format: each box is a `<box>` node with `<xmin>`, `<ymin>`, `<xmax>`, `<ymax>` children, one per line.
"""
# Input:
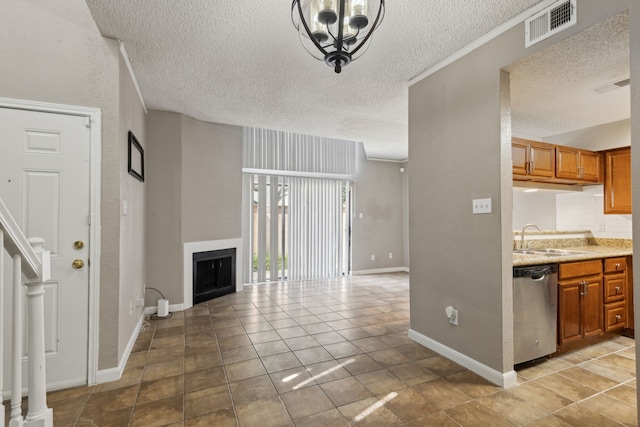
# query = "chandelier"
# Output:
<box><xmin>291</xmin><ymin>0</ymin><xmax>385</xmax><ymax>73</ymax></box>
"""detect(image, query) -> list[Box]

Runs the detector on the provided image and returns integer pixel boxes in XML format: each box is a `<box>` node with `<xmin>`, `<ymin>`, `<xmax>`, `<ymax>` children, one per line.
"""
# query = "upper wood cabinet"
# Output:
<box><xmin>604</xmin><ymin>147</ymin><xmax>631</xmax><ymax>215</ymax></box>
<box><xmin>555</xmin><ymin>146</ymin><xmax>601</xmax><ymax>183</ymax></box>
<box><xmin>512</xmin><ymin>138</ymin><xmax>555</xmax><ymax>179</ymax></box>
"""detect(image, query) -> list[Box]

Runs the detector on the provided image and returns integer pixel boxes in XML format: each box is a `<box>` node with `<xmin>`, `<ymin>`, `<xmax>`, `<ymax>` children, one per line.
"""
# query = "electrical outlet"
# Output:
<box><xmin>472</xmin><ymin>198</ymin><xmax>492</xmax><ymax>214</ymax></box>
<box><xmin>449</xmin><ymin>309</ymin><xmax>458</xmax><ymax>325</ymax></box>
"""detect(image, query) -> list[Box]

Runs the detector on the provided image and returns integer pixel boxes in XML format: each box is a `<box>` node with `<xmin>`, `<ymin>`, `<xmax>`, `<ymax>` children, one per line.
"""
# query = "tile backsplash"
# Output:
<box><xmin>556</xmin><ymin>184</ymin><xmax>632</xmax><ymax>239</ymax></box>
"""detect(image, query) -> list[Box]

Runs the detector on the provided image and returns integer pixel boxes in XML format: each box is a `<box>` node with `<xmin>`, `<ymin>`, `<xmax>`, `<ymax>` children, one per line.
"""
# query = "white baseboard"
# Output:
<box><xmin>408</xmin><ymin>329</ymin><xmax>517</xmax><ymax>388</ymax></box>
<box><xmin>95</xmin><ymin>313</ymin><xmax>145</xmax><ymax>384</ymax></box>
<box><xmin>352</xmin><ymin>266</ymin><xmax>409</xmax><ymax>275</ymax></box>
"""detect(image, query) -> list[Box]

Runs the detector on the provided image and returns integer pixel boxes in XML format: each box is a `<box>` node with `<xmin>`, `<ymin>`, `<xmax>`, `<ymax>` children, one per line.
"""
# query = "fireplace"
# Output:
<box><xmin>192</xmin><ymin>248</ymin><xmax>236</xmax><ymax>304</ymax></box>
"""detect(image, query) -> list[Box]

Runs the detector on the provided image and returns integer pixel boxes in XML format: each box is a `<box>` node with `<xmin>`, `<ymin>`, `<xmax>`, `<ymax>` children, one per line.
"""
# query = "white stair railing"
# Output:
<box><xmin>0</xmin><ymin>198</ymin><xmax>52</xmax><ymax>427</ymax></box>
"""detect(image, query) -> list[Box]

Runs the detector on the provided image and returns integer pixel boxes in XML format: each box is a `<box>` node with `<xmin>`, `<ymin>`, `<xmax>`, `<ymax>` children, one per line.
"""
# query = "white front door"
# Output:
<box><xmin>1</xmin><ymin>107</ymin><xmax>91</xmax><ymax>390</ymax></box>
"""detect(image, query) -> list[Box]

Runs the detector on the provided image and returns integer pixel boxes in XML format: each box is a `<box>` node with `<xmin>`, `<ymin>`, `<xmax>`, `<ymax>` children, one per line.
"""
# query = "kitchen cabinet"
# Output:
<box><xmin>603</xmin><ymin>257</ymin><xmax>627</xmax><ymax>332</ymax></box>
<box><xmin>555</xmin><ymin>146</ymin><xmax>601</xmax><ymax>183</ymax></box>
<box><xmin>604</xmin><ymin>147</ymin><xmax>631</xmax><ymax>214</ymax></box>
<box><xmin>558</xmin><ymin>260</ymin><xmax>602</xmax><ymax>345</ymax></box>
<box><xmin>512</xmin><ymin>138</ymin><xmax>555</xmax><ymax>179</ymax></box>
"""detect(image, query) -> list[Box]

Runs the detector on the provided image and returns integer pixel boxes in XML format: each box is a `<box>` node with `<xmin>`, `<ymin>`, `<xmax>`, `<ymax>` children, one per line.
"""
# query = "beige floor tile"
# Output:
<box><xmin>356</xmin><ymin>369</ymin><xmax>406</xmax><ymax>395</ymax></box>
<box><xmin>412</xmin><ymin>379</ymin><xmax>473</xmax><ymax>410</ymax></box>
<box><xmin>393</xmin><ymin>343</ymin><xmax>438</xmax><ymax>360</ymax></box>
<box><xmin>50</xmin><ymin>396</ymin><xmax>88</xmax><ymax>424</ymax></box>
<box><xmin>367</xmin><ymin>348</ymin><xmax>411</xmax><ymax>367</ymax></box>
<box><xmin>505</xmin><ymin>381</ymin><xmax>574</xmax><ymax>414</ymax></box>
<box><xmin>185</xmin><ymin>408</ymin><xmax>237</xmax><ymax>427</ymax></box>
<box><xmin>445</xmin><ymin>401</ymin><xmax>516</xmax><ymax>427</ymax></box>
<box><xmin>184</xmin><ymin>351</ymin><xmax>223</xmax><ymax>373</ymax></box>
<box><xmin>302</xmin><ymin>322</ymin><xmax>334</xmax><ymax>335</ymax></box>
<box><xmin>221</xmin><ymin>344</ymin><xmax>259</xmax><ymax>364</ymax></box>
<box><xmin>557</xmin><ymin>366</ymin><xmax>620</xmax><ymax>391</ymax></box>
<box><xmin>235</xmin><ymin>396</ymin><xmax>291</xmax><ymax>427</ymax></box>
<box><xmin>580</xmin><ymin>359</ymin><xmax>637</xmax><ymax>383</ymax></box>
<box><xmin>225</xmin><ymin>358</ymin><xmax>267</xmax><ymax>382</ymax></box>
<box><xmin>339</xmin><ymin>354</ymin><xmax>383</xmax><ymax>375</ymax></box>
<box><xmin>254</xmin><ymin>339</ymin><xmax>291</xmax><ymax>356</ymax></box>
<box><xmin>320</xmin><ymin>377</ymin><xmax>373</xmax><ymax>406</ymax></box>
<box><xmin>520</xmin><ymin>415</ymin><xmax>573</xmax><ymax>427</ymax></box>
<box><xmin>337</xmin><ymin>397</ymin><xmax>404</xmax><ymax>426</ymax></box>
<box><xmin>479</xmin><ymin>390</ymin><xmax>547</xmax><ymax>425</ymax></box>
<box><xmin>444</xmin><ymin>370</ymin><xmax>501</xmax><ymax>399</ymax></box>
<box><xmin>338</xmin><ymin>327</ymin><xmax>374</xmax><ymax>340</ymax></box>
<box><xmin>414</xmin><ymin>356</ymin><xmax>465</xmax><ymax>378</ymax></box>
<box><xmin>387</xmin><ymin>361</ymin><xmax>439</xmax><ymax>386</ymax></box>
<box><xmin>294</xmin><ymin>347</ymin><xmax>334</xmax><ymax>365</ymax></box>
<box><xmin>184</xmin><ymin>366</ymin><xmax>227</xmax><ymax>393</ymax></box>
<box><xmin>230</xmin><ymin>374</ymin><xmax>278</xmax><ymax>405</ymax></box>
<box><xmin>554</xmin><ymin>403</ymin><xmax>625</xmax><ymax>427</ymax></box>
<box><xmin>402</xmin><ymin>411</ymin><xmax>460</xmax><ymax>427</ymax></box>
<box><xmin>579</xmin><ymin>393</ymin><xmax>637</xmax><ymax>426</ymax></box>
<box><xmin>293</xmin><ymin>408</ymin><xmax>350</xmax><ymax>427</ymax></box>
<box><xmin>81</xmin><ymin>384</ymin><xmax>139</xmax><ymax>416</ymax></box>
<box><xmin>130</xmin><ymin>395</ymin><xmax>184</xmax><ymax>427</ymax></box>
<box><xmin>533</xmin><ymin>372</ymin><xmax>598</xmax><ymax>402</ymax></box>
<box><xmin>281</xmin><ymin>385</ymin><xmax>335</xmax><ymax>420</ymax></box>
<box><xmin>184</xmin><ymin>384</ymin><xmax>233</xmax><ymax>419</ymax></box>
<box><xmin>324</xmin><ymin>341</ymin><xmax>362</xmax><ymax>358</ymax></box>
<box><xmin>284</xmin><ymin>335</ymin><xmax>321</xmax><ymax>350</ymax></box>
<box><xmin>214</xmin><ymin>324</ymin><xmax>246</xmax><ymax>338</ymax></box>
<box><xmin>75</xmin><ymin>407</ymin><xmax>133</xmax><ymax>427</ymax></box>
<box><xmin>143</xmin><ymin>358</ymin><xmax>184</xmax><ymax>382</ymax></box>
<box><xmin>381</xmin><ymin>387</ymin><xmax>439</xmax><ymax>422</ymax></box>
<box><xmin>270</xmin><ymin>366</ymin><xmax>318</xmax><ymax>393</ymax></box>
<box><xmin>248</xmin><ymin>329</ymin><xmax>282</xmax><ymax>343</ymax></box>
<box><xmin>262</xmin><ymin>351</ymin><xmax>303</xmax><ymax>373</ymax></box>
<box><xmin>137</xmin><ymin>375</ymin><xmax>184</xmax><ymax>404</ymax></box>
<box><xmin>311</xmin><ymin>331</ymin><xmax>347</xmax><ymax>345</ymax></box>
<box><xmin>217</xmin><ymin>334</ymin><xmax>252</xmax><ymax>350</ymax></box>
<box><xmin>47</xmin><ymin>385</ymin><xmax>93</xmax><ymax>403</ymax></box>
<box><xmin>604</xmin><ymin>384</ymin><xmax>637</xmax><ymax>406</ymax></box>
<box><xmin>147</xmin><ymin>344</ymin><xmax>185</xmax><ymax>365</ymax></box>
<box><xmin>600</xmin><ymin>353</ymin><xmax>637</xmax><ymax>373</ymax></box>
<box><xmin>94</xmin><ymin>365</ymin><xmax>144</xmax><ymax>393</ymax></box>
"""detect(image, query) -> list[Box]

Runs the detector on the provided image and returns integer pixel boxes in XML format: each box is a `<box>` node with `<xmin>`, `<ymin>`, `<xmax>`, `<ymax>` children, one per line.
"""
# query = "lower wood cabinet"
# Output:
<box><xmin>558</xmin><ymin>260</ymin><xmax>603</xmax><ymax>345</ymax></box>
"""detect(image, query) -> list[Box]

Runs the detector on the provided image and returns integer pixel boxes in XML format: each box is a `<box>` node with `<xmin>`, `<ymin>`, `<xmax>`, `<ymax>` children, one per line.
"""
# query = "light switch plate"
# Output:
<box><xmin>472</xmin><ymin>198</ymin><xmax>492</xmax><ymax>214</ymax></box>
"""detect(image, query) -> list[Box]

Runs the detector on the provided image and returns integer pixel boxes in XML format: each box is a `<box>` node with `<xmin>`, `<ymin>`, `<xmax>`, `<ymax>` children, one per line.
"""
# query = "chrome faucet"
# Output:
<box><xmin>520</xmin><ymin>223</ymin><xmax>541</xmax><ymax>249</ymax></box>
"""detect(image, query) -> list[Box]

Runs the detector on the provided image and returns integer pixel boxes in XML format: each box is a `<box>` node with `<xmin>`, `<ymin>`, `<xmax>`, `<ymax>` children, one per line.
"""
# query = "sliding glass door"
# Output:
<box><xmin>249</xmin><ymin>174</ymin><xmax>351</xmax><ymax>283</ymax></box>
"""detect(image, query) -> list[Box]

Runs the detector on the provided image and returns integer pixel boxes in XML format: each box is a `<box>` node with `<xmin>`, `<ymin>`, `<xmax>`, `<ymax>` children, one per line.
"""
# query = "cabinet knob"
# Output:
<box><xmin>615</xmin><ymin>263</ymin><xmax>621</xmax><ymax>269</ymax></box>
<box><xmin>615</xmin><ymin>286</ymin><xmax>621</xmax><ymax>292</ymax></box>
<box><xmin>615</xmin><ymin>314</ymin><xmax>621</xmax><ymax>321</ymax></box>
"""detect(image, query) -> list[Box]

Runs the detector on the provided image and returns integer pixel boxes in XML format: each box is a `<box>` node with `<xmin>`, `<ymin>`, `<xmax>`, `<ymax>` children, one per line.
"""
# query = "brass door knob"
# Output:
<box><xmin>73</xmin><ymin>240</ymin><xmax>85</xmax><ymax>250</ymax></box>
<box><xmin>72</xmin><ymin>259</ymin><xmax>85</xmax><ymax>269</ymax></box>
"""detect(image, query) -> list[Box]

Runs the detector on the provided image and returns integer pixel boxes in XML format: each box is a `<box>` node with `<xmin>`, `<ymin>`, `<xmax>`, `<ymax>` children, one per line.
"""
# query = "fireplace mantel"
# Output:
<box><xmin>183</xmin><ymin>238</ymin><xmax>243</xmax><ymax>310</ymax></box>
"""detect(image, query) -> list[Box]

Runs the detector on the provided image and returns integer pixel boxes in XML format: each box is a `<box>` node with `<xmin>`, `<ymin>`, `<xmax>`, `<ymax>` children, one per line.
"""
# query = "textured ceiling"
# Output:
<box><xmin>85</xmin><ymin>0</ymin><xmax>551</xmax><ymax>160</ymax></box>
<box><xmin>507</xmin><ymin>11</ymin><xmax>630</xmax><ymax>141</ymax></box>
<box><xmin>85</xmin><ymin>1</ymin><xmax>630</xmax><ymax>160</ymax></box>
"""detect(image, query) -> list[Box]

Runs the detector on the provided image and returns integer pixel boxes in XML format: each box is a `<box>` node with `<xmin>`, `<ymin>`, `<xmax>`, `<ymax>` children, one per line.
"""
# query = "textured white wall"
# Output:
<box><xmin>512</xmin><ymin>191</ymin><xmax>557</xmax><ymax>230</ymax></box>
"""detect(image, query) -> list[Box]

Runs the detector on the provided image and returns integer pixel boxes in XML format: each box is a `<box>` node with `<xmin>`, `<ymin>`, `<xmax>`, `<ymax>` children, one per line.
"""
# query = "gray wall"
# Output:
<box><xmin>409</xmin><ymin>0</ymin><xmax>633</xmax><ymax>374</ymax></box>
<box><xmin>146</xmin><ymin>111</ymin><xmax>243</xmax><ymax>305</ymax></box>
<box><xmin>0</xmin><ymin>0</ymin><xmax>123</xmax><ymax>370</ymax></box>
<box><xmin>544</xmin><ymin>119</ymin><xmax>630</xmax><ymax>151</ymax></box>
<box><xmin>352</xmin><ymin>151</ymin><xmax>405</xmax><ymax>272</ymax></box>
<box><xmin>118</xmin><ymin>52</ymin><xmax>147</xmax><ymax>357</ymax></box>
<box><xmin>181</xmin><ymin>116</ymin><xmax>243</xmax><ymax>242</ymax></box>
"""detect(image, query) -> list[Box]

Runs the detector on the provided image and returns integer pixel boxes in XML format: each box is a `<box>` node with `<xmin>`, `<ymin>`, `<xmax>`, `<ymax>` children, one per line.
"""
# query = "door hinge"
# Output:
<box><xmin>85</xmin><ymin>117</ymin><xmax>92</xmax><ymax>128</ymax></box>
<box><xmin>88</xmin><ymin>214</ymin><xmax>91</xmax><ymax>225</ymax></box>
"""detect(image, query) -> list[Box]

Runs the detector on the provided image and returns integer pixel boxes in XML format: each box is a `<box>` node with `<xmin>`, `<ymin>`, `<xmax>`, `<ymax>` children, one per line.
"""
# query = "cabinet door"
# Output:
<box><xmin>604</xmin><ymin>147</ymin><xmax>632</xmax><ymax>214</ymax></box>
<box><xmin>556</xmin><ymin>146</ymin><xmax>581</xmax><ymax>180</ymax></box>
<box><xmin>582</xmin><ymin>279</ymin><xmax>603</xmax><ymax>338</ymax></box>
<box><xmin>512</xmin><ymin>139</ymin><xmax>529</xmax><ymax>176</ymax></box>
<box><xmin>580</xmin><ymin>150</ymin><xmax>600</xmax><ymax>182</ymax></box>
<box><xmin>558</xmin><ymin>283</ymin><xmax>581</xmax><ymax>344</ymax></box>
<box><xmin>604</xmin><ymin>302</ymin><xmax>626</xmax><ymax>332</ymax></box>
<box><xmin>529</xmin><ymin>141</ymin><xmax>555</xmax><ymax>178</ymax></box>
<box><xmin>604</xmin><ymin>274</ymin><xmax>625</xmax><ymax>303</ymax></box>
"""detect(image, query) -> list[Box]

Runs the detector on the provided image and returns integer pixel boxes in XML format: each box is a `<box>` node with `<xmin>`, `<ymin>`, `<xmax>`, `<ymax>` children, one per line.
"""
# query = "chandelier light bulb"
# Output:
<box><xmin>291</xmin><ymin>0</ymin><xmax>385</xmax><ymax>73</ymax></box>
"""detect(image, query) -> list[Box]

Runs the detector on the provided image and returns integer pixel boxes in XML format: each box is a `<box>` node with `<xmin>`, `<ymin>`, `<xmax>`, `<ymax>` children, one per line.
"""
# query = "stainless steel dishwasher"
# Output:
<box><xmin>513</xmin><ymin>264</ymin><xmax>558</xmax><ymax>365</ymax></box>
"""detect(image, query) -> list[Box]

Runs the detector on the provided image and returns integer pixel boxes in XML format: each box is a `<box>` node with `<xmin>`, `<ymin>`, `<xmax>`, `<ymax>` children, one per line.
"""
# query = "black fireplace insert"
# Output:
<box><xmin>192</xmin><ymin>248</ymin><xmax>236</xmax><ymax>304</ymax></box>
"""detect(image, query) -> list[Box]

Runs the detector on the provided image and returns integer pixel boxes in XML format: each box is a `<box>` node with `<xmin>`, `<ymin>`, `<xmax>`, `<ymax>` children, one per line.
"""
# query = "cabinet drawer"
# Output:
<box><xmin>604</xmin><ymin>257</ymin><xmax>626</xmax><ymax>274</ymax></box>
<box><xmin>604</xmin><ymin>274</ymin><xmax>625</xmax><ymax>303</ymax></box>
<box><xmin>559</xmin><ymin>260</ymin><xmax>602</xmax><ymax>280</ymax></box>
<box><xmin>604</xmin><ymin>302</ymin><xmax>626</xmax><ymax>332</ymax></box>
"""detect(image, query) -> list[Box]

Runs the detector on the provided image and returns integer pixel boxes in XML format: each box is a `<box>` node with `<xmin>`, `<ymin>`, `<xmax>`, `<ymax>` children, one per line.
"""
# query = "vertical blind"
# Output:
<box><xmin>244</xmin><ymin>128</ymin><xmax>355</xmax><ymax>283</ymax></box>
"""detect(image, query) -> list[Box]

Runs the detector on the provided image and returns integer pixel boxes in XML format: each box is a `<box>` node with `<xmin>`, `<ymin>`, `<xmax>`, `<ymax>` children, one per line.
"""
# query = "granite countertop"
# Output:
<box><xmin>513</xmin><ymin>245</ymin><xmax>633</xmax><ymax>267</ymax></box>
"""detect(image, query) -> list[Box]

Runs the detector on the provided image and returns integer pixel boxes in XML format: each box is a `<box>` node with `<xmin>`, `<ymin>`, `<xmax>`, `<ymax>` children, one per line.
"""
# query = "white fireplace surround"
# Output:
<box><xmin>183</xmin><ymin>238</ymin><xmax>243</xmax><ymax>310</ymax></box>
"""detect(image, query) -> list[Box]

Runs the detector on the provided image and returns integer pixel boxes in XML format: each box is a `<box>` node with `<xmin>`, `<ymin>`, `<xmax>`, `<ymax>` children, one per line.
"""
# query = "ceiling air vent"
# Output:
<box><xmin>594</xmin><ymin>78</ymin><xmax>631</xmax><ymax>94</ymax></box>
<box><xmin>525</xmin><ymin>0</ymin><xmax>577</xmax><ymax>48</ymax></box>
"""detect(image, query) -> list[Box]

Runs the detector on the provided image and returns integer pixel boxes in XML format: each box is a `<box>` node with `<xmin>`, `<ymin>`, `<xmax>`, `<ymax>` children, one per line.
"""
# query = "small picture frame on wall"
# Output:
<box><xmin>128</xmin><ymin>131</ymin><xmax>144</xmax><ymax>182</ymax></box>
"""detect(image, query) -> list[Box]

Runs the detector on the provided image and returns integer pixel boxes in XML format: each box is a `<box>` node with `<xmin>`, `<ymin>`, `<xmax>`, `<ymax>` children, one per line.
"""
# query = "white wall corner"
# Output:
<box><xmin>119</xmin><ymin>42</ymin><xmax>147</xmax><ymax>114</ymax></box>
<box><xmin>408</xmin><ymin>329</ymin><xmax>518</xmax><ymax>388</ymax></box>
<box><xmin>95</xmin><ymin>312</ymin><xmax>145</xmax><ymax>384</ymax></box>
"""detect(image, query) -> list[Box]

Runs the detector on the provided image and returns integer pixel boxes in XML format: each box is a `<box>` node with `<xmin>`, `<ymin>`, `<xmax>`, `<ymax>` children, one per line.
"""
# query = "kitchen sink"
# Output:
<box><xmin>513</xmin><ymin>248</ymin><xmax>591</xmax><ymax>256</ymax></box>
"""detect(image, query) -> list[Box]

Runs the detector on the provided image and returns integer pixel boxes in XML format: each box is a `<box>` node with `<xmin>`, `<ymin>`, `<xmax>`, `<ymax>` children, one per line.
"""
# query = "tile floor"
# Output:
<box><xmin>4</xmin><ymin>272</ymin><xmax>638</xmax><ymax>426</ymax></box>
